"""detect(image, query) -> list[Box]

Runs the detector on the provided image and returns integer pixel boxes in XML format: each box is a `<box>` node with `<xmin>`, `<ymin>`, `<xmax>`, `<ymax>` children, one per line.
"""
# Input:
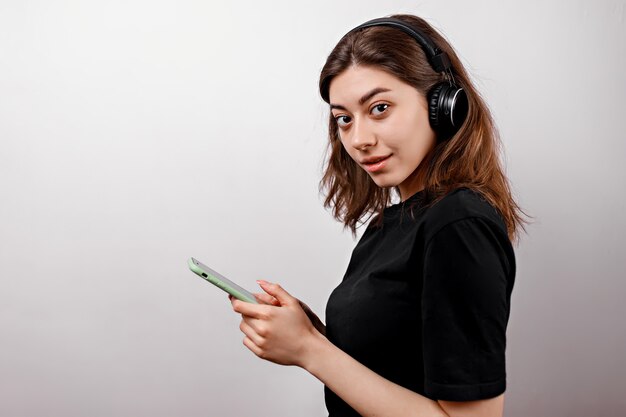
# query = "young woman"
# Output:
<box><xmin>228</xmin><ymin>13</ymin><xmax>528</xmax><ymax>417</ymax></box>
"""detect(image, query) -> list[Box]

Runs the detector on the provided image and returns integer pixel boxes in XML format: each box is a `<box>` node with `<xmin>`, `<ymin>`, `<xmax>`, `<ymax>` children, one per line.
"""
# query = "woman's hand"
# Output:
<box><xmin>251</xmin><ymin>289</ymin><xmax>326</xmax><ymax>336</ymax></box>
<box><xmin>228</xmin><ymin>280</ymin><xmax>324</xmax><ymax>367</ymax></box>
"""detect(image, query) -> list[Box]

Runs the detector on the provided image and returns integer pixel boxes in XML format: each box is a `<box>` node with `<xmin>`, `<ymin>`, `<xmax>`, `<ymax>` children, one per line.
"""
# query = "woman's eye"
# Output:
<box><xmin>335</xmin><ymin>115</ymin><xmax>351</xmax><ymax>127</ymax></box>
<box><xmin>334</xmin><ymin>104</ymin><xmax>388</xmax><ymax>128</ymax></box>
<box><xmin>371</xmin><ymin>103</ymin><xmax>389</xmax><ymax>115</ymax></box>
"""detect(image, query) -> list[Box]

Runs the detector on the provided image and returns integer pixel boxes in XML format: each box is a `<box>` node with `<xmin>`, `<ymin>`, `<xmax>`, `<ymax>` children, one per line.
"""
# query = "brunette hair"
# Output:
<box><xmin>318</xmin><ymin>13</ymin><xmax>530</xmax><ymax>243</ymax></box>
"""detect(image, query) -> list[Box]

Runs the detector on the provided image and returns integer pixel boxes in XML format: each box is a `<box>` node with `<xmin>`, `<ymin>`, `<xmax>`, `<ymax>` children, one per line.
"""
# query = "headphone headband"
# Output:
<box><xmin>346</xmin><ymin>17</ymin><xmax>452</xmax><ymax>73</ymax></box>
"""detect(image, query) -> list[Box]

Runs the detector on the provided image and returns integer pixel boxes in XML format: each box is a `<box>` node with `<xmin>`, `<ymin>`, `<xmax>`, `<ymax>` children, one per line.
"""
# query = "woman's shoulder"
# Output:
<box><xmin>422</xmin><ymin>187</ymin><xmax>507</xmax><ymax>241</ymax></box>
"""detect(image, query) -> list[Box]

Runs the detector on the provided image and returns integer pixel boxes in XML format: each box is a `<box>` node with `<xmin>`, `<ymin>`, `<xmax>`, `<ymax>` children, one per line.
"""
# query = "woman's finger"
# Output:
<box><xmin>257</xmin><ymin>281</ymin><xmax>294</xmax><ymax>306</ymax></box>
<box><xmin>254</xmin><ymin>292</ymin><xmax>280</xmax><ymax>306</ymax></box>
<box><xmin>242</xmin><ymin>335</ymin><xmax>263</xmax><ymax>358</ymax></box>
<box><xmin>231</xmin><ymin>299</ymin><xmax>271</xmax><ymax>319</ymax></box>
<box><xmin>241</xmin><ymin>314</ymin><xmax>266</xmax><ymax>335</ymax></box>
<box><xmin>239</xmin><ymin>319</ymin><xmax>265</xmax><ymax>346</ymax></box>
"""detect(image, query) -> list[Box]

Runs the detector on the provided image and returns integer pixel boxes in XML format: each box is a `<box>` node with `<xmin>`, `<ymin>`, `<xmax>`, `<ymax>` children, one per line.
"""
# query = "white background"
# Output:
<box><xmin>1</xmin><ymin>1</ymin><xmax>625</xmax><ymax>416</ymax></box>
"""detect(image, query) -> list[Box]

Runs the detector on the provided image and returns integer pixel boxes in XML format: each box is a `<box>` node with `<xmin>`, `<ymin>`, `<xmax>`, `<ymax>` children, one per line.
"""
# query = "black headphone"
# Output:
<box><xmin>344</xmin><ymin>17</ymin><xmax>469</xmax><ymax>140</ymax></box>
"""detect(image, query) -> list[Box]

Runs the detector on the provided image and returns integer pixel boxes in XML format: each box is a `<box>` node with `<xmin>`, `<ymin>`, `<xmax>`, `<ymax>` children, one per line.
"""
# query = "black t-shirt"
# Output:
<box><xmin>324</xmin><ymin>187</ymin><xmax>516</xmax><ymax>416</ymax></box>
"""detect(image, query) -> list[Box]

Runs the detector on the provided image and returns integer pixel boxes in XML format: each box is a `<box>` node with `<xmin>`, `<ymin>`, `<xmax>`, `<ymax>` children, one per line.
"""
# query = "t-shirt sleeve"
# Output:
<box><xmin>421</xmin><ymin>216</ymin><xmax>512</xmax><ymax>401</ymax></box>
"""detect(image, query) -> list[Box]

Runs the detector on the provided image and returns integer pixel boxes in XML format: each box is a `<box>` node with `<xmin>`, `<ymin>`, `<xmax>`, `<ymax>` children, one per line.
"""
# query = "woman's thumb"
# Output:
<box><xmin>257</xmin><ymin>280</ymin><xmax>292</xmax><ymax>306</ymax></box>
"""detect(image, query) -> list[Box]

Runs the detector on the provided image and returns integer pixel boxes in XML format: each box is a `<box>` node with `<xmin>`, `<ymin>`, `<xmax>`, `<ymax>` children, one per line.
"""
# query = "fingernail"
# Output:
<box><xmin>256</xmin><ymin>280</ymin><xmax>268</xmax><ymax>285</ymax></box>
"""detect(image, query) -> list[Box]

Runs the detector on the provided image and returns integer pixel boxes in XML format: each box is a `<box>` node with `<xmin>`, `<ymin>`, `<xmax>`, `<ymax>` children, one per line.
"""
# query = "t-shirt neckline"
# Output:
<box><xmin>387</xmin><ymin>189</ymin><xmax>425</xmax><ymax>209</ymax></box>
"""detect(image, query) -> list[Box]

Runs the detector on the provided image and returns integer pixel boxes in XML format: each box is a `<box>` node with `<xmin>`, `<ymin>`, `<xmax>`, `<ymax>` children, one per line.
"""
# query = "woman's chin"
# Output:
<box><xmin>370</xmin><ymin>175</ymin><xmax>399</xmax><ymax>188</ymax></box>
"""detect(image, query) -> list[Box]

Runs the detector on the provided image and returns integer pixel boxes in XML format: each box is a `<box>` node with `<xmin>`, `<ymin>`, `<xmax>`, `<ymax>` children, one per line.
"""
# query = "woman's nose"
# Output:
<box><xmin>350</xmin><ymin>119</ymin><xmax>376</xmax><ymax>150</ymax></box>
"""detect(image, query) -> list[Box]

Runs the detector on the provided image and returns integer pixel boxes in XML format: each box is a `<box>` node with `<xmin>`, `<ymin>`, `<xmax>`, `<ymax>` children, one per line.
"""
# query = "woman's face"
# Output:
<box><xmin>328</xmin><ymin>65</ymin><xmax>436</xmax><ymax>201</ymax></box>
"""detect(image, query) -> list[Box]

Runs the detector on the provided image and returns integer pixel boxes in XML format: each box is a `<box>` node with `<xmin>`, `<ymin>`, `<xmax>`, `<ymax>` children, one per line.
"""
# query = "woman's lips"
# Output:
<box><xmin>363</xmin><ymin>155</ymin><xmax>390</xmax><ymax>173</ymax></box>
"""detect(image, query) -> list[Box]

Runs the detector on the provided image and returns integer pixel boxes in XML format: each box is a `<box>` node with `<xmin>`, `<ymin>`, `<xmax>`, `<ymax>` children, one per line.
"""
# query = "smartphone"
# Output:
<box><xmin>188</xmin><ymin>257</ymin><xmax>259</xmax><ymax>304</ymax></box>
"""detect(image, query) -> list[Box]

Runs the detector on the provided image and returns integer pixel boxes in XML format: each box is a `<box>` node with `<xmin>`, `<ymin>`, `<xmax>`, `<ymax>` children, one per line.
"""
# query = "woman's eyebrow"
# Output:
<box><xmin>330</xmin><ymin>87</ymin><xmax>392</xmax><ymax>111</ymax></box>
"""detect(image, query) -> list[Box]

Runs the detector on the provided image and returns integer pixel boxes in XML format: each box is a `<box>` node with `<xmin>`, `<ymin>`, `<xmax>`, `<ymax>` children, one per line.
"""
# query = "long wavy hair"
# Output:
<box><xmin>318</xmin><ymin>13</ymin><xmax>530</xmax><ymax>243</ymax></box>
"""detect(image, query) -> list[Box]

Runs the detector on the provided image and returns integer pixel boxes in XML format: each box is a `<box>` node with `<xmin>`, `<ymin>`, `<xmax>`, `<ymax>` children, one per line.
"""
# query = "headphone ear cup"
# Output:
<box><xmin>427</xmin><ymin>82</ymin><xmax>446</xmax><ymax>132</ymax></box>
<box><xmin>427</xmin><ymin>83</ymin><xmax>469</xmax><ymax>140</ymax></box>
<box><xmin>448</xmin><ymin>87</ymin><xmax>468</xmax><ymax>132</ymax></box>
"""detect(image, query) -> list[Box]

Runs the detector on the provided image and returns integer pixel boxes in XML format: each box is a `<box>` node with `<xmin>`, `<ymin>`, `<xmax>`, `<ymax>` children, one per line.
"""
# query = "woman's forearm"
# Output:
<box><xmin>302</xmin><ymin>332</ymin><xmax>449</xmax><ymax>417</ymax></box>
